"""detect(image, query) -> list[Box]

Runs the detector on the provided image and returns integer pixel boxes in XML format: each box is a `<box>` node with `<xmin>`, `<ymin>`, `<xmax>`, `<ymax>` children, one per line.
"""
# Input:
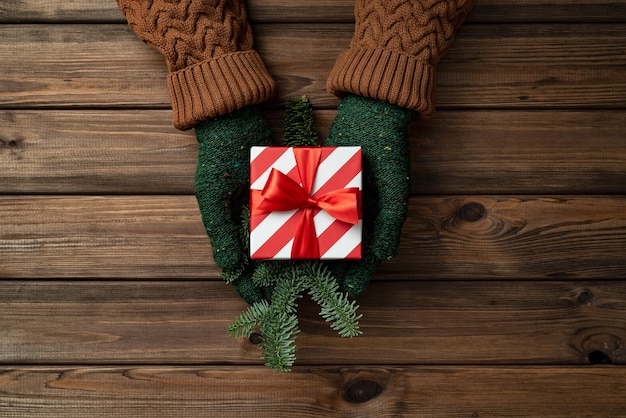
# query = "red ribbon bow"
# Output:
<box><xmin>251</xmin><ymin>147</ymin><xmax>361</xmax><ymax>259</ymax></box>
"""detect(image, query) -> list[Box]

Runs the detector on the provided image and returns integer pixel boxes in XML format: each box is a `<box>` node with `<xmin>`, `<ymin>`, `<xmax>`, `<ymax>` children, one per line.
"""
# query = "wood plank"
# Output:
<box><xmin>0</xmin><ymin>366</ymin><xmax>625</xmax><ymax>417</ymax></box>
<box><xmin>0</xmin><ymin>0</ymin><xmax>352</xmax><ymax>23</ymax></box>
<box><xmin>443</xmin><ymin>23</ymin><xmax>626</xmax><ymax>109</ymax></box>
<box><xmin>1</xmin><ymin>24</ymin><xmax>625</xmax><ymax>109</ymax></box>
<box><xmin>0</xmin><ymin>196</ymin><xmax>215</xmax><ymax>279</ymax></box>
<box><xmin>2</xmin><ymin>195</ymin><xmax>625</xmax><ymax>279</ymax></box>
<box><xmin>2</xmin><ymin>109</ymin><xmax>626</xmax><ymax>195</ymax></box>
<box><xmin>0</xmin><ymin>110</ymin><xmax>197</xmax><ymax>194</ymax></box>
<box><xmin>2</xmin><ymin>0</ymin><xmax>625</xmax><ymax>23</ymax></box>
<box><xmin>413</xmin><ymin>109</ymin><xmax>626</xmax><ymax>194</ymax></box>
<box><xmin>390</xmin><ymin>195</ymin><xmax>626</xmax><ymax>280</ymax></box>
<box><xmin>469</xmin><ymin>0</ymin><xmax>626</xmax><ymax>23</ymax></box>
<box><xmin>0</xmin><ymin>280</ymin><xmax>624</xmax><ymax>365</ymax></box>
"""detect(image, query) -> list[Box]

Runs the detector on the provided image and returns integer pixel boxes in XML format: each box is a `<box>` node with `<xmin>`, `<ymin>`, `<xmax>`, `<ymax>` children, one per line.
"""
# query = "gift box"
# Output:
<box><xmin>250</xmin><ymin>146</ymin><xmax>362</xmax><ymax>260</ymax></box>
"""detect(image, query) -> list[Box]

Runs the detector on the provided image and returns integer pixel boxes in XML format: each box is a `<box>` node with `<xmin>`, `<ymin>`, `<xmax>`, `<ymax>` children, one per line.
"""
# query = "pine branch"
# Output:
<box><xmin>238</xmin><ymin>204</ymin><xmax>251</xmax><ymax>252</ymax></box>
<box><xmin>251</xmin><ymin>262</ymin><xmax>276</xmax><ymax>287</ymax></box>
<box><xmin>219</xmin><ymin>264</ymin><xmax>245</xmax><ymax>284</ymax></box>
<box><xmin>228</xmin><ymin>267</ymin><xmax>305</xmax><ymax>372</ymax></box>
<box><xmin>228</xmin><ymin>299</ymin><xmax>271</xmax><ymax>339</ymax></box>
<box><xmin>270</xmin><ymin>270</ymin><xmax>306</xmax><ymax>314</ymax></box>
<box><xmin>260</xmin><ymin>312</ymin><xmax>299</xmax><ymax>372</ymax></box>
<box><xmin>304</xmin><ymin>262</ymin><xmax>363</xmax><ymax>338</ymax></box>
<box><xmin>252</xmin><ymin>260</ymin><xmax>294</xmax><ymax>287</ymax></box>
<box><xmin>227</xmin><ymin>97</ymin><xmax>365</xmax><ymax>372</ymax></box>
<box><xmin>257</xmin><ymin>271</ymin><xmax>305</xmax><ymax>371</ymax></box>
<box><xmin>283</xmin><ymin>96</ymin><xmax>319</xmax><ymax>147</ymax></box>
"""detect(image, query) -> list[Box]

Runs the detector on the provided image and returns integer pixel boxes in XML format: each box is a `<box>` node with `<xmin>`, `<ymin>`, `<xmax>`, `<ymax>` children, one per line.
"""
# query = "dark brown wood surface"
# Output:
<box><xmin>1</xmin><ymin>366</ymin><xmax>625</xmax><ymax>417</ymax></box>
<box><xmin>1</xmin><ymin>1</ymin><xmax>625</xmax><ymax>416</ymax></box>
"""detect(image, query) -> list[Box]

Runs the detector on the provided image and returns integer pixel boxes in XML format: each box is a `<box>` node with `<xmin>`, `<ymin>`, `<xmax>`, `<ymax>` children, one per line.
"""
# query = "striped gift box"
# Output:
<box><xmin>249</xmin><ymin>146</ymin><xmax>362</xmax><ymax>260</ymax></box>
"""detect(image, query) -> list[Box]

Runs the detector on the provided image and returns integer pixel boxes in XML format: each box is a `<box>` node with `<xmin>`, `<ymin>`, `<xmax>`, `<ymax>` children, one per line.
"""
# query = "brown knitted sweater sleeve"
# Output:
<box><xmin>327</xmin><ymin>0</ymin><xmax>474</xmax><ymax>118</ymax></box>
<box><xmin>118</xmin><ymin>0</ymin><xmax>276</xmax><ymax>130</ymax></box>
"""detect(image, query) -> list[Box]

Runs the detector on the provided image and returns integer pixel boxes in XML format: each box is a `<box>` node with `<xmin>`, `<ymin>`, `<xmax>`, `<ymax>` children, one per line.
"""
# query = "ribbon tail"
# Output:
<box><xmin>316</xmin><ymin>188</ymin><xmax>361</xmax><ymax>225</ymax></box>
<box><xmin>291</xmin><ymin>208</ymin><xmax>320</xmax><ymax>259</ymax></box>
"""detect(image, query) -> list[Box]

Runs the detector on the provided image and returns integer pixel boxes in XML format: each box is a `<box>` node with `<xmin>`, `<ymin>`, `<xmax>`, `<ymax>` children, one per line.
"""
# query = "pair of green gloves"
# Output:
<box><xmin>195</xmin><ymin>94</ymin><xmax>415</xmax><ymax>304</ymax></box>
<box><xmin>118</xmin><ymin>0</ymin><xmax>474</xmax><ymax>369</ymax></box>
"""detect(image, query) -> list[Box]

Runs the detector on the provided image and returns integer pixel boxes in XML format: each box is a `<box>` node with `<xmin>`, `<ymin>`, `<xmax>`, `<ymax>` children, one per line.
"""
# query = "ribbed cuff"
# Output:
<box><xmin>167</xmin><ymin>50</ymin><xmax>276</xmax><ymax>130</ymax></box>
<box><xmin>326</xmin><ymin>48</ymin><xmax>436</xmax><ymax>118</ymax></box>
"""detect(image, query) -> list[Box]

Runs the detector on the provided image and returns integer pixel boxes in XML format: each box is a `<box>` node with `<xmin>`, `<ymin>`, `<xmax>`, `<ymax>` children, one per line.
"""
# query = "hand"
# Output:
<box><xmin>195</xmin><ymin>106</ymin><xmax>272</xmax><ymax>279</ymax></box>
<box><xmin>324</xmin><ymin>94</ymin><xmax>416</xmax><ymax>297</ymax></box>
<box><xmin>323</xmin><ymin>0</ymin><xmax>476</xmax><ymax>296</ymax></box>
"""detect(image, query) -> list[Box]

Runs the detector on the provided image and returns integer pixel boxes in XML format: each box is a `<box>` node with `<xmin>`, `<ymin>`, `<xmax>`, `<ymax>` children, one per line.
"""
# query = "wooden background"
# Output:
<box><xmin>1</xmin><ymin>0</ymin><xmax>626</xmax><ymax>416</ymax></box>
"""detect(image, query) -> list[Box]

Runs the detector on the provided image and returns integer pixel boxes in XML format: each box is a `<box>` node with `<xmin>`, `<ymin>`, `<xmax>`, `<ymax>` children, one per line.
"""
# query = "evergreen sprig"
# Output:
<box><xmin>304</xmin><ymin>262</ymin><xmax>363</xmax><ymax>338</ymax></box>
<box><xmin>228</xmin><ymin>299</ymin><xmax>271</xmax><ymax>339</ymax></box>
<box><xmin>227</xmin><ymin>96</ymin><xmax>364</xmax><ymax>371</ymax></box>
<box><xmin>228</xmin><ymin>261</ymin><xmax>362</xmax><ymax>371</ymax></box>
<box><xmin>229</xmin><ymin>272</ymin><xmax>305</xmax><ymax>371</ymax></box>
<box><xmin>259</xmin><ymin>311</ymin><xmax>299</xmax><ymax>372</ymax></box>
<box><xmin>252</xmin><ymin>260</ymin><xmax>293</xmax><ymax>287</ymax></box>
<box><xmin>219</xmin><ymin>264</ymin><xmax>246</xmax><ymax>284</ymax></box>
<box><xmin>270</xmin><ymin>271</ymin><xmax>306</xmax><ymax>314</ymax></box>
<box><xmin>283</xmin><ymin>96</ymin><xmax>319</xmax><ymax>147</ymax></box>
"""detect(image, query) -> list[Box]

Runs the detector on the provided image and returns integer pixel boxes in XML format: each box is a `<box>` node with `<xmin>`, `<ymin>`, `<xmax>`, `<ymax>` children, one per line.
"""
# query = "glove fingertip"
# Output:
<box><xmin>331</xmin><ymin>256</ymin><xmax>380</xmax><ymax>299</ymax></box>
<box><xmin>371</xmin><ymin>206</ymin><xmax>407</xmax><ymax>261</ymax></box>
<box><xmin>211</xmin><ymin>237</ymin><xmax>244</xmax><ymax>271</ymax></box>
<box><xmin>372</xmin><ymin>242</ymin><xmax>400</xmax><ymax>261</ymax></box>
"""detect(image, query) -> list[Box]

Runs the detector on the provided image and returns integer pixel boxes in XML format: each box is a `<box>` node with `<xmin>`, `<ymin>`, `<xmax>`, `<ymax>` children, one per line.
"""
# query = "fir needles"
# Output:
<box><xmin>229</xmin><ymin>261</ymin><xmax>362</xmax><ymax>371</ymax></box>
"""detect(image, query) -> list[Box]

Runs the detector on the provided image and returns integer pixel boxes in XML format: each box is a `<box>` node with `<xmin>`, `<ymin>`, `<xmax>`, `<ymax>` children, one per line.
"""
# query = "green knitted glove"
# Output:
<box><xmin>195</xmin><ymin>105</ymin><xmax>272</xmax><ymax>303</ymax></box>
<box><xmin>325</xmin><ymin>94</ymin><xmax>416</xmax><ymax>297</ymax></box>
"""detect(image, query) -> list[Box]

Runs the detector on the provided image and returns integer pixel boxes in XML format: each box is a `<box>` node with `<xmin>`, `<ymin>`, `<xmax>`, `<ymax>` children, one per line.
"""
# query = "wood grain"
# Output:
<box><xmin>1</xmin><ymin>24</ymin><xmax>625</xmax><ymax>109</ymax></box>
<box><xmin>390</xmin><ymin>195</ymin><xmax>626</xmax><ymax>279</ymax></box>
<box><xmin>0</xmin><ymin>280</ymin><xmax>624</xmax><ymax>365</ymax></box>
<box><xmin>2</xmin><ymin>109</ymin><xmax>625</xmax><ymax>195</ymax></box>
<box><xmin>0</xmin><ymin>110</ymin><xmax>197</xmax><ymax>194</ymax></box>
<box><xmin>2</xmin><ymin>0</ymin><xmax>626</xmax><ymax>23</ymax></box>
<box><xmin>0</xmin><ymin>196</ymin><xmax>214</xmax><ymax>279</ymax></box>
<box><xmin>2</xmin><ymin>195</ymin><xmax>625</xmax><ymax>280</ymax></box>
<box><xmin>412</xmin><ymin>109</ymin><xmax>626</xmax><ymax>194</ymax></box>
<box><xmin>0</xmin><ymin>366</ymin><xmax>624</xmax><ymax>417</ymax></box>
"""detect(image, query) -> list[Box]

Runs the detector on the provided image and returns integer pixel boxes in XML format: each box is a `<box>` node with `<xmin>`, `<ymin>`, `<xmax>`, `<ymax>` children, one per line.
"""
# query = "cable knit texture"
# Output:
<box><xmin>327</xmin><ymin>0</ymin><xmax>474</xmax><ymax>118</ymax></box>
<box><xmin>117</xmin><ymin>0</ymin><xmax>276</xmax><ymax>130</ymax></box>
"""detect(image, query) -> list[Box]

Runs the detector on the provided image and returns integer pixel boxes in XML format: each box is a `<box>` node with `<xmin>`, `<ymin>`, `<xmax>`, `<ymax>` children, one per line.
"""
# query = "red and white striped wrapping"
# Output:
<box><xmin>249</xmin><ymin>146</ymin><xmax>362</xmax><ymax>260</ymax></box>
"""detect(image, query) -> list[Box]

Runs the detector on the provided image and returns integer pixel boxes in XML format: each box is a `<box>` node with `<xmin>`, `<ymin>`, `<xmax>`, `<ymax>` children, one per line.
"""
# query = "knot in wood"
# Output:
<box><xmin>343</xmin><ymin>379</ymin><xmax>383</xmax><ymax>404</ymax></box>
<box><xmin>248</xmin><ymin>332</ymin><xmax>262</xmax><ymax>345</ymax></box>
<box><xmin>578</xmin><ymin>290</ymin><xmax>594</xmax><ymax>304</ymax></box>
<box><xmin>0</xmin><ymin>135</ymin><xmax>26</xmax><ymax>158</ymax></box>
<box><xmin>457</xmin><ymin>202</ymin><xmax>486</xmax><ymax>222</ymax></box>
<box><xmin>588</xmin><ymin>350</ymin><xmax>612</xmax><ymax>364</ymax></box>
<box><xmin>578</xmin><ymin>330</ymin><xmax>623</xmax><ymax>365</ymax></box>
